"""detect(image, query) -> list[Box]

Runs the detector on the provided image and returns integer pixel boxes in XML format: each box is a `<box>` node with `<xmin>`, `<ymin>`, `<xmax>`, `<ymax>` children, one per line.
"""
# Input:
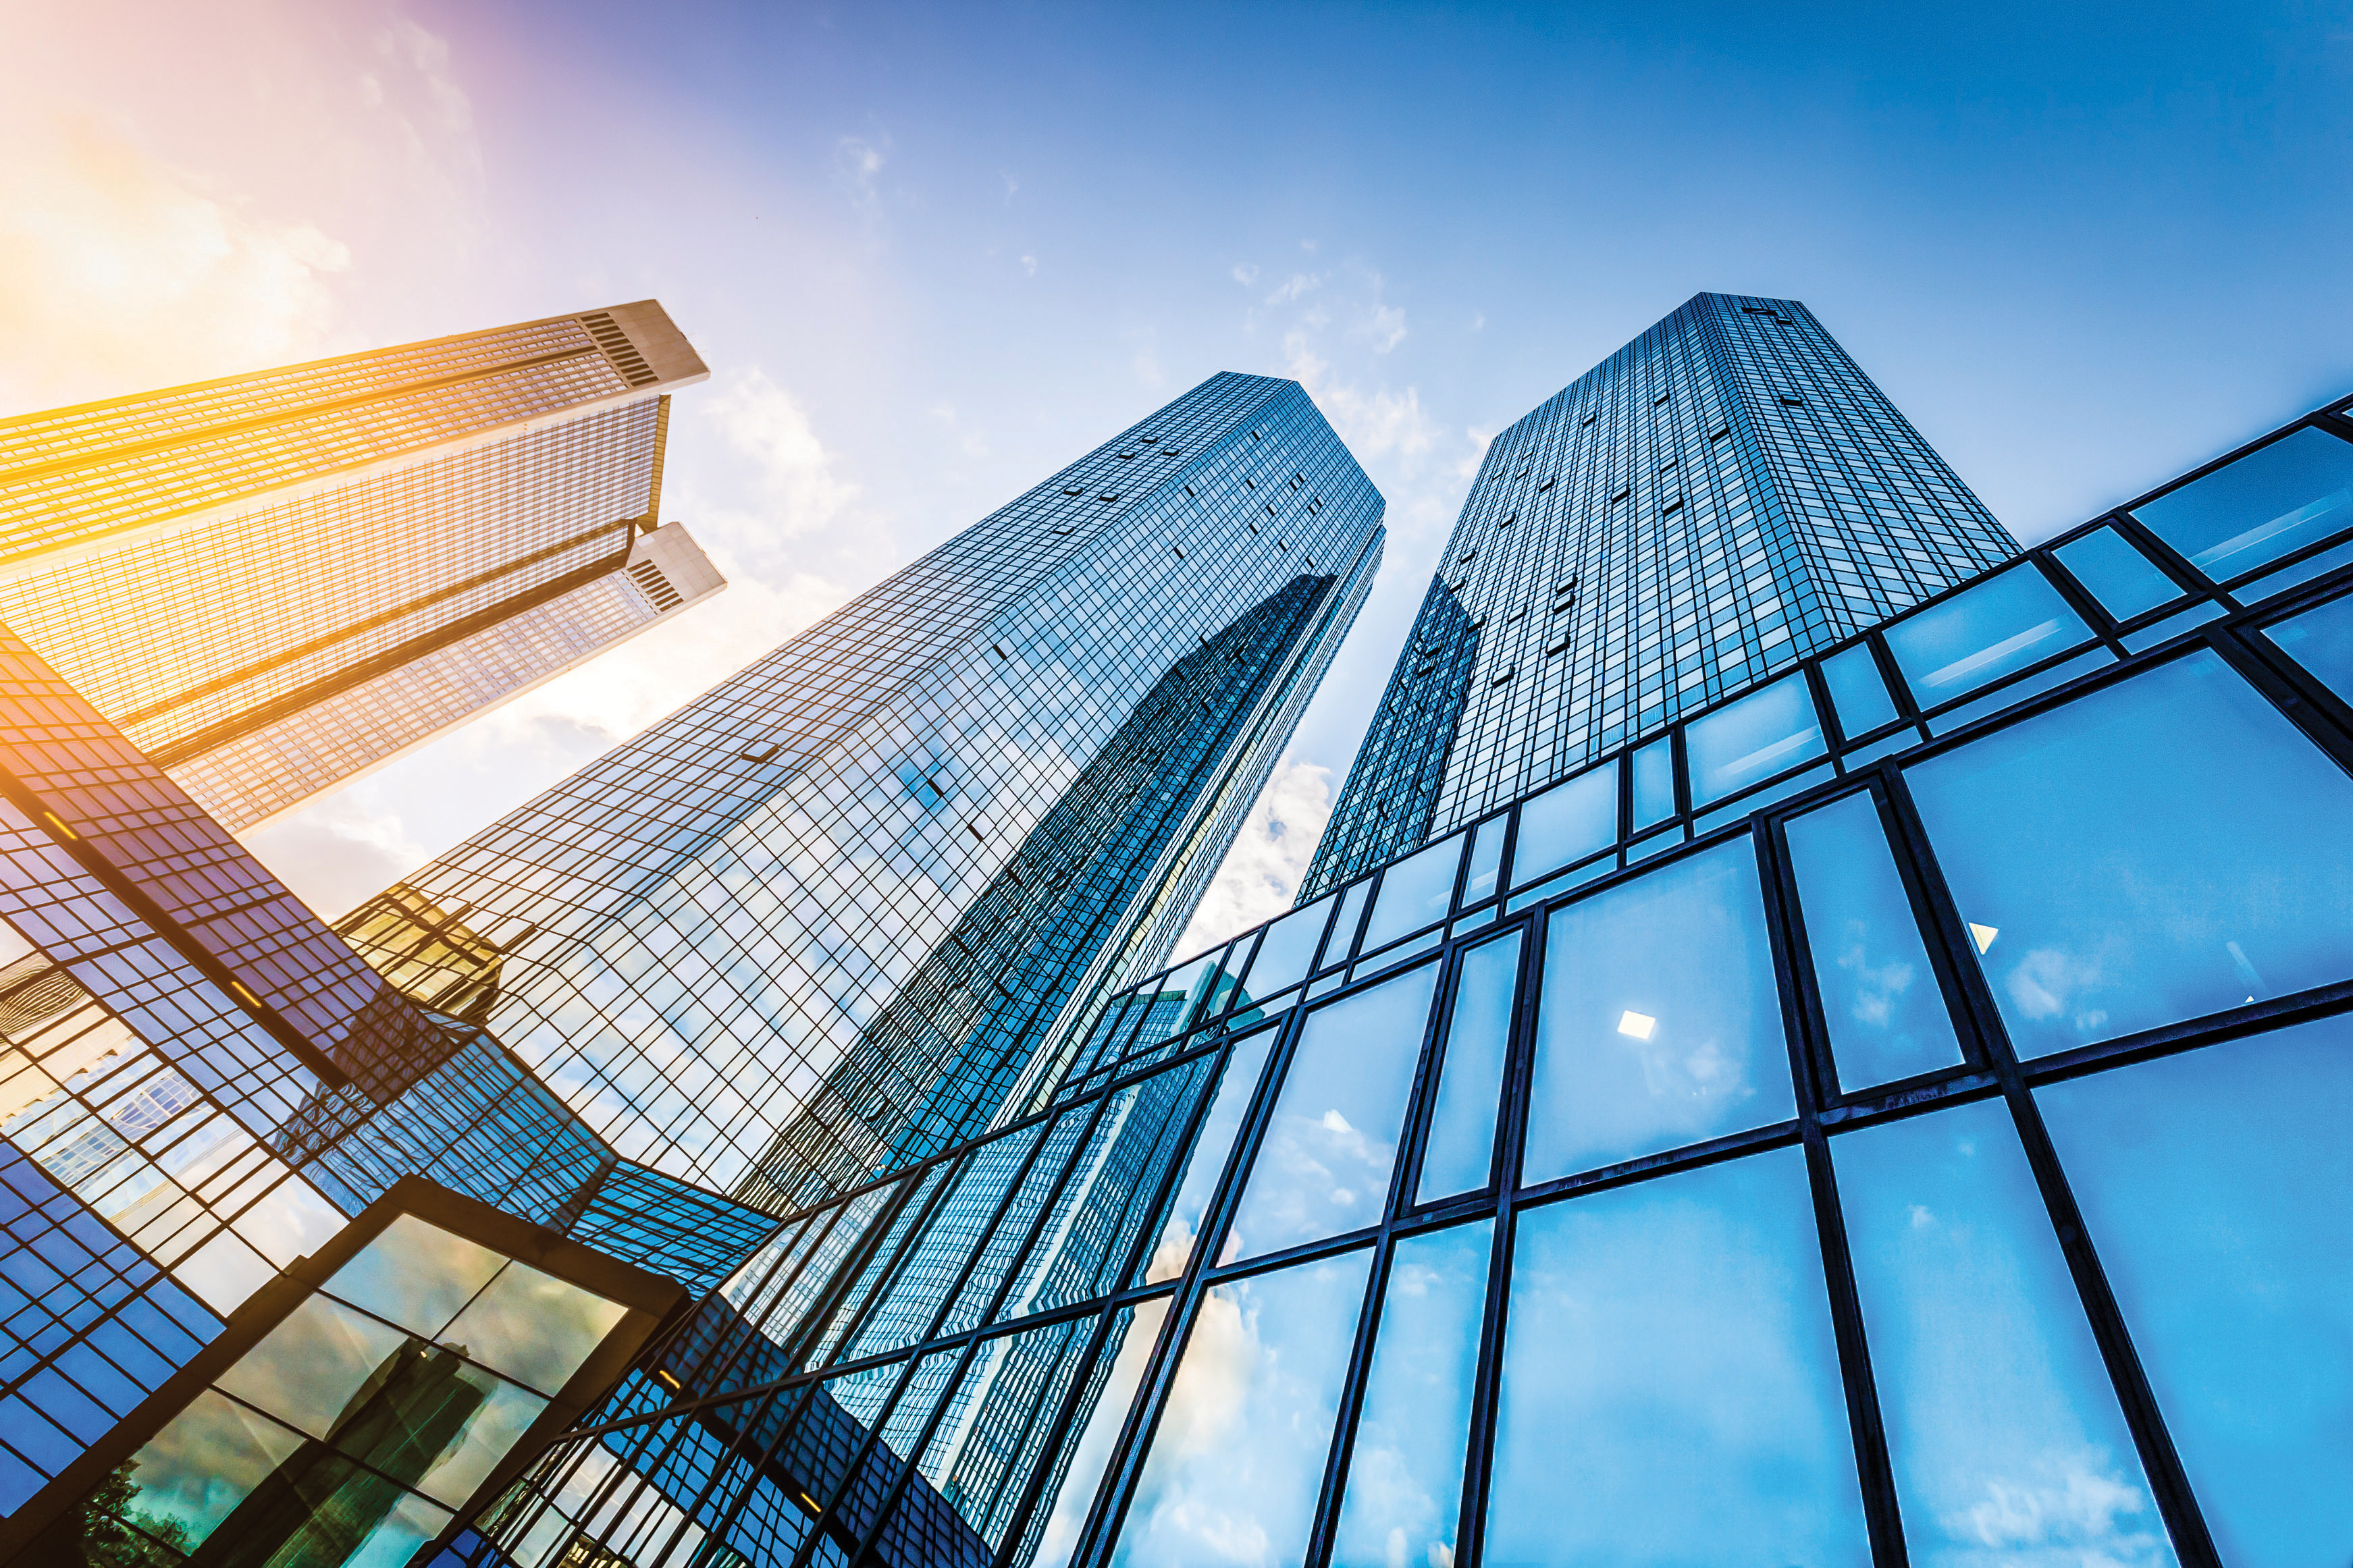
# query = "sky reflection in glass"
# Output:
<box><xmin>1225</xmin><ymin>963</ymin><xmax>1439</xmax><ymax>1260</ymax></box>
<box><xmin>1784</xmin><ymin>791</ymin><xmax>1963</xmax><ymax>1091</ymax></box>
<box><xmin>1684</xmin><ymin>672</ymin><xmax>1826</xmax><ymax>805</ymax></box>
<box><xmin>1905</xmin><ymin>652</ymin><xmax>2353</xmax><ymax>1057</ymax></box>
<box><xmin>1244</xmin><ymin>895</ymin><xmax>1332</xmax><ymax>1000</ymax></box>
<box><xmin>1141</xmin><ymin>1027</ymin><xmax>1277</xmax><ymax>1283</ymax></box>
<box><xmin>1510</xmin><ymin>761</ymin><xmax>1616</xmax><ymax>888</ymax></box>
<box><xmin>2132</xmin><ymin>425</ymin><xmax>2353</xmax><ymax>578</ymax></box>
<box><xmin>1820</xmin><ymin>643</ymin><xmax>1899</xmax><ymax>738</ymax></box>
<box><xmin>1330</xmin><ymin>1220</ymin><xmax>1490</xmax><ymax>1568</ymax></box>
<box><xmin>1483</xmin><ymin>1149</ymin><xmax>1868</xmax><ymax>1565</ymax></box>
<box><xmin>1833</xmin><ymin>1100</ymin><xmax>2175</xmax><ymax>1568</ymax></box>
<box><xmin>1363</xmin><ymin>834</ymin><xmax>1462</xmax><ymax>950</ymax></box>
<box><xmin>1111</xmin><ymin>1250</ymin><xmax>1371</xmax><ymax>1568</ymax></box>
<box><xmin>1882</xmin><ymin>564</ymin><xmax>2090</xmax><ymax>707</ymax></box>
<box><xmin>1029</xmin><ymin>1300</ymin><xmax>1167</xmax><ymax>1568</ymax></box>
<box><xmin>2036</xmin><ymin>1015</ymin><xmax>2353</xmax><ymax>1566</ymax></box>
<box><xmin>1523</xmin><ymin>840</ymin><xmax>1791</xmax><ymax>1183</ymax></box>
<box><xmin>1630</xmin><ymin>735</ymin><xmax>1676</xmax><ymax>830</ymax></box>
<box><xmin>2053</xmin><ymin>527</ymin><xmax>2183</xmax><ymax>621</ymax></box>
<box><xmin>1417</xmin><ymin>932</ymin><xmax>1518</xmax><ymax>1202</ymax></box>
<box><xmin>2261</xmin><ymin>587</ymin><xmax>2353</xmax><ymax>705</ymax></box>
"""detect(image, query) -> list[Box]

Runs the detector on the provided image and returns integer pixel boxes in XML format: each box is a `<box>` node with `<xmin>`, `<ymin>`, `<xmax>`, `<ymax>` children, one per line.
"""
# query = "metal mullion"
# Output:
<box><xmin>982</xmin><ymin>1301</ymin><xmax>1133</xmax><ymax>1568</ymax></box>
<box><xmin>1877</xmin><ymin>770</ymin><xmax>2222</xmax><ymax>1568</ymax></box>
<box><xmin>1297</xmin><ymin>1224</ymin><xmax>1397</xmax><ymax>1568</ymax></box>
<box><xmin>2207</xmin><ymin>621</ymin><xmax>2353</xmax><ymax>780</ymax></box>
<box><xmin>787</xmin><ymin>1351</ymin><xmax>940</xmax><ymax>1565</ymax></box>
<box><xmin>660</xmin><ymin>1204</ymin><xmax>849</xmax><ymax>1415</ymax></box>
<box><xmin>847</xmin><ymin>1336</ymin><xmax>995</xmax><ymax>1568</ymax></box>
<box><xmin>1861</xmin><ymin>632</ymin><xmax>1918</xmax><ymax>725</ymax></box>
<box><xmin>2018</xmin><ymin>975</ymin><xmax>2353</xmax><ymax>1092</ymax></box>
<box><xmin>1801</xmin><ymin>657</ymin><xmax>1848</xmax><ymax>751</ymax></box>
<box><xmin>815</xmin><ymin>1157</ymin><xmax>971</xmax><ymax>1373</ymax></box>
<box><xmin>697</xmin><ymin>1380</ymin><xmax>835</xmax><ymax>1567</ymax></box>
<box><xmin>1755</xmin><ymin>813</ymin><xmax>1909</xmax><ymax>1564</ymax></box>
<box><xmin>2028</xmin><ymin>547</ymin><xmax>2130</xmax><ymax>653</ymax></box>
<box><xmin>893</xmin><ymin>1113</ymin><xmax>1074</xmax><ymax>1360</ymax></box>
<box><xmin>1393</xmin><ymin>934</ymin><xmax>1480</xmax><ymax>1218</ymax></box>
<box><xmin>1070</xmin><ymin>993</ymin><xmax>1316</xmax><ymax>1566</ymax></box>
<box><xmin>957</xmin><ymin>1081</ymin><xmax>1130</xmax><ymax>1334</ymax></box>
<box><xmin>2101</xmin><ymin>510</ymin><xmax>2214</xmax><ymax>604</ymax></box>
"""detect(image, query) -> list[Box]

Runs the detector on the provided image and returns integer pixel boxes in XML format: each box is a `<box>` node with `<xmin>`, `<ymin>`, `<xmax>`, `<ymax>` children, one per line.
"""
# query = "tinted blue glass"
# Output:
<box><xmin>2262</xmin><ymin>588</ymin><xmax>2353</xmax><ymax>704</ymax></box>
<box><xmin>1685</xmin><ymin>672</ymin><xmax>1826</xmax><ymax>805</ymax></box>
<box><xmin>2117</xmin><ymin>599</ymin><xmax>2223</xmax><ymax>654</ymax></box>
<box><xmin>2244</xmin><ymin>533</ymin><xmax>2353</xmax><ymax>600</ymax></box>
<box><xmin>1510</xmin><ymin>761</ymin><xmax>1616</xmax><ymax>888</ymax></box>
<box><xmin>1523</xmin><ymin>840</ymin><xmax>1793</xmax><ymax>1184</ymax></box>
<box><xmin>1324</xmin><ymin>880</ymin><xmax>1371</xmax><ymax>969</ymax></box>
<box><xmin>1462</xmin><ymin>816</ymin><xmax>1506</xmax><ymax>907</ymax></box>
<box><xmin>1920</xmin><ymin>645</ymin><xmax>2114</xmax><ymax>736</ymax></box>
<box><xmin>1833</xmin><ymin>1100</ymin><xmax>2175</xmax><ymax>1568</ymax></box>
<box><xmin>1244</xmin><ymin>895</ymin><xmax>1331</xmax><ymax>1001</ymax></box>
<box><xmin>1225</xmin><ymin>963</ymin><xmax>1441</xmax><ymax>1260</ymax></box>
<box><xmin>1630</xmin><ymin>735</ymin><xmax>1676</xmax><ymax>829</ymax></box>
<box><xmin>1483</xmin><ymin>1150</ymin><xmax>1869</xmax><ymax>1565</ymax></box>
<box><xmin>2132</xmin><ymin>425</ymin><xmax>2353</xmax><ymax>578</ymax></box>
<box><xmin>1784</xmin><ymin>791</ymin><xmax>1963</xmax><ymax>1091</ymax></box>
<box><xmin>1882</xmin><ymin>564</ymin><xmax>2092</xmax><ymax>709</ymax></box>
<box><xmin>1905</xmin><ymin>653</ymin><xmax>2353</xmax><ymax>1058</ymax></box>
<box><xmin>2054</xmin><ymin>527</ymin><xmax>2183</xmax><ymax>621</ymax></box>
<box><xmin>1821</xmin><ymin>643</ymin><xmax>1899</xmax><ymax>737</ymax></box>
<box><xmin>1417</xmin><ymin>931</ymin><xmax>1519</xmax><ymax>1201</ymax></box>
<box><xmin>1111</xmin><ymin>1249</ymin><xmax>1371</xmax><ymax>1568</ymax></box>
<box><xmin>1363</xmin><ymin>835</ymin><xmax>1464</xmax><ymax>950</ymax></box>
<box><xmin>2036</xmin><ymin>1017</ymin><xmax>2353</xmax><ymax>1563</ymax></box>
<box><xmin>1141</xmin><ymin>1027</ymin><xmax>1278</xmax><ymax>1284</ymax></box>
<box><xmin>1329</xmin><ymin>1220</ymin><xmax>1491</xmax><ymax>1568</ymax></box>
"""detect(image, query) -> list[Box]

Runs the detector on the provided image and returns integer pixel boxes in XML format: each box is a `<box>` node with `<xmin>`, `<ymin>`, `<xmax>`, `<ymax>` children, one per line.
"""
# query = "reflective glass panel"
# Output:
<box><xmin>2262</xmin><ymin>588</ymin><xmax>2353</xmax><ymax>705</ymax></box>
<box><xmin>1363</xmin><ymin>834</ymin><xmax>1464</xmax><ymax>950</ymax></box>
<box><xmin>1242</xmin><ymin>895</ymin><xmax>1331</xmax><ymax>1000</ymax></box>
<box><xmin>1685</xmin><ymin>672</ymin><xmax>1827</xmax><ymax>805</ymax></box>
<box><xmin>1523</xmin><ymin>841</ymin><xmax>1793</xmax><ymax>1183</ymax></box>
<box><xmin>1882</xmin><ymin>564</ymin><xmax>2092</xmax><ymax>708</ymax></box>
<box><xmin>215</xmin><ymin>1293</ymin><xmax>409</xmax><ymax>1440</ymax></box>
<box><xmin>1510</xmin><ymin>761</ymin><xmax>1617</xmax><ymax>887</ymax></box>
<box><xmin>442</xmin><ymin>1260</ymin><xmax>627</xmax><ymax>1396</ymax></box>
<box><xmin>325</xmin><ymin>1345</ymin><xmax>546</xmax><ymax>1507</ymax></box>
<box><xmin>110</xmin><ymin>1386</ymin><xmax>307</xmax><ymax>1550</ymax></box>
<box><xmin>1483</xmin><ymin>1150</ymin><xmax>1869</xmax><ymax>1565</ymax></box>
<box><xmin>1463</xmin><ymin>816</ymin><xmax>1506</xmax><ymax>907</ymax></box>
<box><xmin>1821</xmin><ymin>643</ymin><xmax>1899</xmax><ymax>737</ymax></box>
<box><xmin>1142</xmin><ymin>1026</ymin><xmax>1279</xmax><ymax>1283</ymax></box>
<box><xmin>1329</xmin><ymin>1220</ymin><xmax>1492</xmax><ymax>1568</ymax></box>
<box><xmin>325</xmin><ymin>1214</ymin><xmax>506</xmax><ymax>1339</ymax></box>
<box><xmin>1905</xmin><ymin>652</ymin><xmax>2353</xmax><ymax>1058</ymax></box>
<box><xmin>1834</xmin><ymin>1100</ymin><xmax>2175</xmax><ymax>1568</ymax></box>
<box><xmin>2055</xmin><ymin>526</ymin><xmax>2183</xmax><ymax>621</ymax></box>
<box><xmin>1111</xmin><ymin>1249</ymin><xmax>1372</xmax><ymax>1568</ymax></box>
<box><xmin>1029</xmin><ymin>1300</ymin><xmax>1168</xmax><ymax>1568</ymax></box>
<box><xmin>1225</xmin><ymin>963</ymin><xmax>1440</xmax><ymax>1260</ymax></box>
<box><xmin>2132</xmin><ymin>424</ymin><xmax>2353</xmax><ymax>578</ymax></box>
<box><xmin>1417</xmin><ymin>931</ymin><xmax>1520</xmax><ymax>1202</ymax></box>
<box><xmin>1784</xmin><ymin>791</ymin><xmax>1964</xmax><ymax>1091</ymax></box>
<box><xmin>2036</xmin><ymin>1017</ymin><xmax>2353</xmax><ymax>1563</ymax></box>
<box><xmin>1630</xmin><ymin>735</ymin><xmax>1676</xmax><ymax>829</ymax></box>
<box><xmin>1325</xmin><ymin>880</ymin><xmax>1371</xmax><ymax>968</ymax></box>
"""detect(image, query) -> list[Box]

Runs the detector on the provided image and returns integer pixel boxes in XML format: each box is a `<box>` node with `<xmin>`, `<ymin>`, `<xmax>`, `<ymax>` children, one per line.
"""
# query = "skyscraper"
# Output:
<box><xmin>1305</xmin><ymin>292</ymin><xmax>2018</xmax><ymax>894</ymax></box>
<box><xmin>336</xmin><ymin>371</ymin><xmax>1384</xmax><ymax>1204</ymax></box>
<box><xmin>0</xmin><ymin>302</ymin><xmax>724</xmax><ymax>831</ymax></box>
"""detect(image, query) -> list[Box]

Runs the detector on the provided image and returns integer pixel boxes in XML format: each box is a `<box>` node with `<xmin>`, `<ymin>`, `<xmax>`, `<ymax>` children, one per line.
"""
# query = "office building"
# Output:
<box><xmin>336</xmin><ymin>371</ymin><xmax>1384</xmax><ymax>1206</ymax></box>
<box><xmin>448</xmin><ymin>383</ymin><xmax>2353</xmax><ymax>1565</ymax></box>
<box><xmin>0</xmin><ymin>302</ymin><xmax>724</xmax><ymax>831</ymax></box>
<box><xmin>1305</xmin><ymin>292</ymin><xmax>2019</xmax><ymax>894</ymax></box>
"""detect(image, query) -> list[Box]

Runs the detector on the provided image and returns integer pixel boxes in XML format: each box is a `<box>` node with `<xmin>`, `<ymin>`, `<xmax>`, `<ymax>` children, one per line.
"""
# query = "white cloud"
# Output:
<box><xmin>1230</xmin><ymin>263</ymin><xmax>1259</xmax><ymax>286</ymax></box>
<box><xmin>704</xmin><ymin>368</ymin><xmax>864</xmax><ymax>541</ymax></box>
<box><xmin>1020</xmin><ymin>252</ymin><xmax>1037</xmax><ymax>277</ymax></box>
<box><xmin>239</xmin><ymin>793</ymin><xmax>427</xmax><ymax>919</ymax></box>
<box><xmin>1264</xmin><ymin>271</ymin><xmax>1326</xmax><ymax>307</ymax></box>
<box><xmin>1284</xmin><ymin>331</ymin><xmax>1437</xmax><ymax>461</ymax></box>
<box><xmin>1175</xmin><ymin>759</ymin><xmax>1333</xmax><ymax>957</ymax></box>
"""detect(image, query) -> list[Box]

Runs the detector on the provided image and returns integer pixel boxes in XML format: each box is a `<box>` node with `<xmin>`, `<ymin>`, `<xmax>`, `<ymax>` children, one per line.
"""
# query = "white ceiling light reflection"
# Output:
<box><xmin>1617</xmin><ymin>1010</ymin><xmax>1657</xmax><ymax>1040</ymax></box>
<box><xmin>1969</xmin><ymin>923</ymin><xmax>1999</xmax><ymax>954</ymax></box>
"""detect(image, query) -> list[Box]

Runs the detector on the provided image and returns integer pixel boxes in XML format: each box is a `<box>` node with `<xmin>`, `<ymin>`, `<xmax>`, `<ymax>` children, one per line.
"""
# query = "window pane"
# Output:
<box><xmin>1483</xmin><ymin>1150</ymin><xmax>1869</xmax><ymax>1565</ymax></box>
<box><xmin>1417</xmin><ymin>932</ymin><xmax>1520</xmax><ymax>1202</ymax></box>
<box><xmin>109</xmin><ymin>1386</ymin><xmax>306</xmax><ymax>1550</ymax></box>
<box><xmin>1141</xmin><ymin>1026</ymin><xmax>1279</xmax><ymax>1283</ymax></box>
<box><xmin>1510</xmin><ymin>761</ymin><xmax>1616</xmax><ymax>888</ymax></box>
<box><xmin>1325</xmin><ymin>879</ymin><xmax>1371</xmax><ymax>968</ymax></box>
<box><xmin>328</xmin><ymin>1349</ymin><xmax>546</xmax><ymax>1508</ymax></box>
<box><xmin>1784</xmin><ymin>792</ymin><xmax>1963</xmax><ymax>1091</ymax></box>
<box><xmin>214</xmin><ymin>1293</ymin><xmax>408</xmax><ymax>1440</ymax></box>
<box><xmin>1905</xmin><ymin>653</ymin><xmax>2353</xmax><ymax>1058</ymax></box>
<box><xmin>1111</xmin><ymin>1249</ymin><xmax>1373</xmax><ymax>1568</ymax></box>
<box><xmin>1882</xmin><ymin>564</ymin><xmax>2092</xmax><ymax>709</ymax></box>
<box><xmin>1026</xmin><ymin>1299</ymin><xmax>1168</xmax><ymax>1568</ymax></box>
<box><xmin>1832</xmin><ymin>1100</ymin><xmax>2175</xmax><ymax>1568</ymax></box>
<box><xmin>2055</xmin><ymin>527</ymin><xmax>2182</xmax><ymax>621</ymax></box>
<box><xmin>1244</xmin><ymin>895</ymin><xmax>1333</xmax><ymax>1000</ymax></box>
<box><xmin>1524</xmin><ymin>841</ymin><xmax>1793</xmax><ymax>1184</ymax></box>
<box><xmin>1330</xmin><ymin>1220</ymin><xmax>1492</xmax><ymax>1568</ymax></box>
<box><xmin>1225</xmin><ymin>963</ymin><xmax>1441</xmax><ymax>1260</ymax></box>
<box><xmin>2261</xmin><ymin>588</ymin><xmax>2353</xmax><ymax>705</ymax></box>
<box><xmin>2036</xmin><ymin>1017</ymin><xmax>2353</xmax><ymax>1563</ymax></box>
<box><xmin>2133</xmin><ymin>425</ymin><xmax>2353</xmax><ymax>578</ymax></box>
<box><xmin>325</xmin><ymin>1214</ymin><xmax>506</xmax><ymax>1339</ymax></box>
<box><xmin>1463</xmin><ymin>816</ymin><xmax>1507</xmax><ymax>907</ymax></box>
<box><xmin>442</xmin><ymin>1260</ymin><xmax>627</xmax><ymax>1396</ymax></box>
<box><xmin>1685</xmin><ymin>673</ymin><xmax>1826</xmax><ymax>805</ymax></box>
<box><xmin>1821</xmin><ymin>643</ymin><xmax>1899</xmax><ymax>737</ymax></box>
<box><xmin>1363</xmin><ymin>835</ymin><xmax>1464</xmax><ymax>950</ymax></box>
<box><xmin>1631</xmin><ymin>735</ymin><xmax>1675</xmax><ymax>828</ymax></box>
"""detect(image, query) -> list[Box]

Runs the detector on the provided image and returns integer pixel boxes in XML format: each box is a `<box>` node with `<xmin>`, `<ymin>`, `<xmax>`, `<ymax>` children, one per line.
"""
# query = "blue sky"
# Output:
<box><xmin>7</xmin><ymin>0</ymin><xmax>2350</xmax><ymax>931</ymax></box>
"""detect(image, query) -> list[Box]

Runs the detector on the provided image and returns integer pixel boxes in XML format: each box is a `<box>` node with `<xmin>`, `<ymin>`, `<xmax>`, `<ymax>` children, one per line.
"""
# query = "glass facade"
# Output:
<box><xmin>337</xmin><ymin>372</ymin><xmax>1385</xmax><ymax>1204</ymax></box>
<box><xmin>448</xmin><ymin>391</ymin><xmax>2353</xmax><ymax>1568</ymax></box>
<box><xmin>0</xmin><ymin>303</ymin><xmax>723</xmax><ymax>830</ymax></box>
<box><xmin>1306</xmin><ymin>291</ymin><xmax>2020</xmax><ymax>894</ymax></box>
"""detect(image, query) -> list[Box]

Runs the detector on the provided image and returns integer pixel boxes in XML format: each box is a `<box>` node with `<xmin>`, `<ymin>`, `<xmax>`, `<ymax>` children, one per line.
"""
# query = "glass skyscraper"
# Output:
<box><xmin>0</xmin><ymin>302</ymin><xmax>724</xmax><ymax>831</ymax></box>
<box><xmin>1306</xmin><ymin>292</ymin><xmax>2019</xmax><ymax>894</ymax></box>
<box><xmin>336</xmin><ymin>371</ymin><xmax>1383</xmax><ymax>1205</ymax></box>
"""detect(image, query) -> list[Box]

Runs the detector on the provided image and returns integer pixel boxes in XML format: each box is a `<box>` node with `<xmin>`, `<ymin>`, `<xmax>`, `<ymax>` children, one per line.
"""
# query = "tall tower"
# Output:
<box><xmin>0</xmin><ymin>302</ymin><xmax>723</xmax><ymax>830</ymax></box>
<box><xmin>338</xmin><ymin>373</ymin><xmax>1385</xmax><ymax>1204</ymax></box>
<box><xmin>1304</xmin><ymin>292</ymin><xmax>2017</xmax><ymax>894</ymax></box>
